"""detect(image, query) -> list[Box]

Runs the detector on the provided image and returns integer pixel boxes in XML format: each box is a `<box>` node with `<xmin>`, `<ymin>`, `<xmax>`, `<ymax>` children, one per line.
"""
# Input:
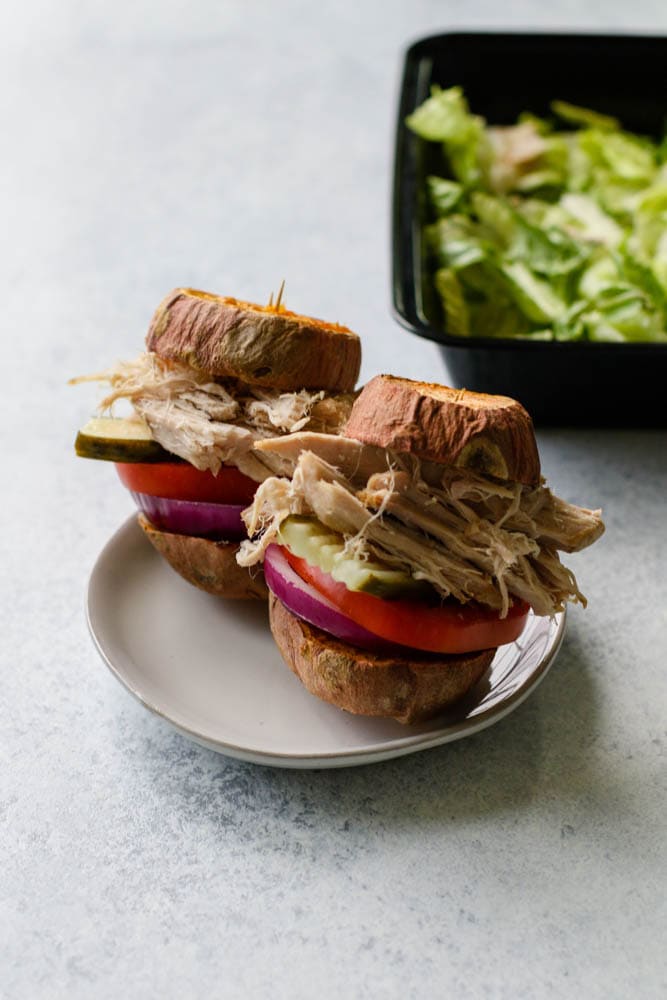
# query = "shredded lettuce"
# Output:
<box><xmin>405</xmin><ymin>85</ymin><xmax>487</xmax><ymax>185</ymax></box>
<box><xmin>552</xmin><ymin>100</ymin><xmax>620</xmax><ymax>132</ymax></box>
<box><xmin>426</xmin><ymin>176</ymin><xmax>464</xmax><ymax>216</ymax></box>
<box><xmin>407</xmin><ymin>87</ymin><xmax>666</xmax><ymax>342</ymax></box>
<box><xmin>434</xmin><ymin>268</ymin><xmax>469</xmax><ymax>336</ymax></box>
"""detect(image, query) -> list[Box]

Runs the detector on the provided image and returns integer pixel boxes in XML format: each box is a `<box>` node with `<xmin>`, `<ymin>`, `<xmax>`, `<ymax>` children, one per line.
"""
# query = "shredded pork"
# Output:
<box><xmin>238</xmin><ymin>433</ymin><xmax>604</xmax><ymax>617</ymax></box>
<box><xmin>74</xmin><ymin>353</ymin><xmax>355</xmax><ymax>480</ymax></box>
<box><xmin>487</xmin><ymin>122</ymin><xmax>548</xmax><ymax>193</ymax></box>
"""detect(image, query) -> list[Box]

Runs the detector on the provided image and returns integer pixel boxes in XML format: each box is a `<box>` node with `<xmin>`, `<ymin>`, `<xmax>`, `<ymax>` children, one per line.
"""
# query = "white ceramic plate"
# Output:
<box><xmin>87</xmin><ymin>517</ymin><xmax>566</xmax><ymax>769</ymax></box>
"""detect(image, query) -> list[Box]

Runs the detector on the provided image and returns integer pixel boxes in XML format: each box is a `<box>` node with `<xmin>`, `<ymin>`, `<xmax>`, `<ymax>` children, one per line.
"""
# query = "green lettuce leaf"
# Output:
<box><xmin>558</xmin><ymin>193</ymin><xmax>624</xmax><ymax>247</ymax></box>
<box><xmin>434</xmin><ymin>268</ymin><xmax>470</xmax><ymax>336</ymax></box>
<box><xmin>406</xmin><ymin>86</ymin><xmax>476</xmax><ymax>143</ymax></box>
<box><xmin>426</xmin><ymin>176</ymin><xmax>464</xmax><ymax>217</ymax></box>
<box><xmin>499</xmin><ymin>261</ymin><xmax>566</xmax><ymax>323</ymax></box>
<box><xmin>406</xmin><ymin>85</ymin><xmax>487</xmax><ymax>186</ymax></box>
<box><xmin>551</xmin><ymin>100</ymin><xmax>620</xmax><ymax>132</ymax></box>
<box><xmin>509</xmin><ymin>214</ymin><xmax>590</xmax><ymax>277</ymax></box>
<box><xmin>468</xmin><ymin>300</ymin><xmax>534</xmax><ymax>338</ymax></box>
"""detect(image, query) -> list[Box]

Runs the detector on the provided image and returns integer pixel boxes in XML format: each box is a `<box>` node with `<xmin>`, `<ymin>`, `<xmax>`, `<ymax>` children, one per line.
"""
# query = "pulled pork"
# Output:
<box><xmin>238</xmin><ymin>433</ymin><xmax>604</xmax><ymax>617</ymax></box>
<box><xmin>486</xmin><ymin>122</ymin><xmax>548</xmax><ymax>193</ymax></box>
<box><xmin>73</xmin><ymin>353</ymin><xmax>354</xmax><ymax>481</ymax></box>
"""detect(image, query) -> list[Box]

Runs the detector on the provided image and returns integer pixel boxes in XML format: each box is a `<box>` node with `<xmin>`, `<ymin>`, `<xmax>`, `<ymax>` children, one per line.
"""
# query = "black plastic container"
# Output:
<box><xmin>392</xmin><ymin>31</ymin><xmax>667</xmax><ymax>425</ymax></box>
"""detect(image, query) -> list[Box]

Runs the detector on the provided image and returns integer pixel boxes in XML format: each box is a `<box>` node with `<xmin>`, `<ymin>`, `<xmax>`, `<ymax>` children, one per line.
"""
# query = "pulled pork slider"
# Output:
<box><xmin>238</xmin><ymin>375</ymin><xmax>604</xmax><ymax>721</ymax></box>
<box><xmin>73</xmin><ymin>287</ymin><xmax>361</xmax><ymax>598</ymax></box>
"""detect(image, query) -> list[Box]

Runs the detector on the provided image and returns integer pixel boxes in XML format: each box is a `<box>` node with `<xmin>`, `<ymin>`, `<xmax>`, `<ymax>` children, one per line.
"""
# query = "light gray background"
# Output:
<box><xmin>2</xmin><ymin>2</ymin><xmax>666</xmax><ymax>998</ymax></box>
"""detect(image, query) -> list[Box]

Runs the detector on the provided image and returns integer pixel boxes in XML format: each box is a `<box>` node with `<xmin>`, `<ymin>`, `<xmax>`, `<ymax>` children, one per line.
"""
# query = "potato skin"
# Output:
<box><xmin>138</xmin><ymin>515</ymin><xmax>268</xmax><ymax>600</ymax></box>
<box><xmin>269</xmin><ymin>594</ymin><xmax>494</xmax><ymax>723</ymax></box>
<box><xmin>146</xmin><ymin>288</ymin><xmax>361</xmax><ymax>393</ymax></box>
<box><xmin>344</xmin><ymin>374</ymin><xmax>541</xmax><ymax>486</ymax></box>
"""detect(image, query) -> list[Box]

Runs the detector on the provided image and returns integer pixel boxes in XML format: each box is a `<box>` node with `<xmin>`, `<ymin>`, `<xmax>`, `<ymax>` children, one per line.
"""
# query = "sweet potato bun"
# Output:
<box><xmin>139</xmin><ymin>515</ymin><xmax>268</xmax><ymax>600</ymax></box>
<box><xmin>269</xmin><ymin>594</ymin><xmax>494</xmax><ymax>724</ymax></box>
<box><xmin>146</xmin><ymin>288</ymin><xmax>361</xmax><ymax>393</ymax></box>
<box><xmin>344</xmin><ymin>375</ymin><xmax>540</xmax><ymax>485</ymax></box>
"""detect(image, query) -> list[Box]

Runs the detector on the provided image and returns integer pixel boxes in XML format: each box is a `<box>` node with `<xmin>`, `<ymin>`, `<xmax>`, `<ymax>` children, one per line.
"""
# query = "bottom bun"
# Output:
<box><xmin>138</xmin><ymin>515</ymin><xmax>268</xmax><ymax>600</ymax></box>
<box><xmin>269</xmin><ymin>594</ymin><xmax>495</xmax><ymax>724</ymax></box>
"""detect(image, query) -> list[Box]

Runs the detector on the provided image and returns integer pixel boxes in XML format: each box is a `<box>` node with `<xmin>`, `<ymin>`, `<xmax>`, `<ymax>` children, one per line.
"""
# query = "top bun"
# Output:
<box><xmin>146</xmin><ymin>288</ymin><xmax>361</xmax><ymax>393</ymax></box>
<box><xmin>343</xmin><ymin>375</ymin><xmax>540</xmax><ymax>485</ymax></box>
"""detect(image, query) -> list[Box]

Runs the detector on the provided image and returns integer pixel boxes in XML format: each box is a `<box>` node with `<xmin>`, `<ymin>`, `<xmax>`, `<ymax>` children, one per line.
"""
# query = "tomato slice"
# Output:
<box><xmin>115</xmin><ymin>462</ymin><xmax>257</xmax><ymax>505</ymax></box>
<box><xmin>282</xmin><ymin>547</ymin><xmax>529</xmax><ymax>654</ymax></box>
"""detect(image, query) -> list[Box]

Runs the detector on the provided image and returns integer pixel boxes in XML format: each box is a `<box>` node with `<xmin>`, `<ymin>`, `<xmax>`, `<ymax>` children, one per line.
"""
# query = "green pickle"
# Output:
<box><xmin>277</xmin><ymin>515</ymin><xmax>431</xmax><ymax>600</ymax></box>
<box><xmin>75</xmin><ymin>417</ymin><xmax>174</xmax><ymax>463</ymax></box>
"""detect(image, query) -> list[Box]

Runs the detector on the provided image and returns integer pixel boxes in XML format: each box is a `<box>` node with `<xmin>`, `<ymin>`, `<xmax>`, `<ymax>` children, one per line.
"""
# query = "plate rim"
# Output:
<box><xmin>86</xmin><ymin>516</ymin><xmax>567</xmax><ymax>769</ymax></box>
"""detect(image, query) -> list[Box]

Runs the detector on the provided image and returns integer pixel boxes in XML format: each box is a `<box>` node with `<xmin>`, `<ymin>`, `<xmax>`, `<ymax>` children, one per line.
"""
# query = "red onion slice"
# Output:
<box><xmin>264</xmin><ymin>544</ymin><xmax>401</xmax><ymax>652</ymax></box>
<box><xmin>131</xmin><ymin>491</ymin><xmax>247</xmax><ymax>540</ymax></box>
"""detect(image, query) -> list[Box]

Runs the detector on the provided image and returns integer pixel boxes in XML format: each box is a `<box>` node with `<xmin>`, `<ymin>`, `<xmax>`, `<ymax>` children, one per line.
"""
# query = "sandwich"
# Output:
<box><xmin>237</xmin><ymin>375</ymin><xmax>605</xmax><ymax>722</ymax></box>
<box><xmin>73</xmin><ymin>287</ymin><xmax>361</xmax><ymax>598</ymax></box>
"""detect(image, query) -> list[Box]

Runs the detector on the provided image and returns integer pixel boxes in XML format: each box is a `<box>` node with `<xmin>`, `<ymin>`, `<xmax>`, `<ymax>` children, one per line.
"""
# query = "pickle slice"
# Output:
<box><xmin>277</xmin><ymin>515</ymin><xmax>431</xmax><ymax>600</ymax></box>
<box><xmin>75</xmin><ymin>417</ymin><xmax>175</xmax><ymax>462</ymax></box>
